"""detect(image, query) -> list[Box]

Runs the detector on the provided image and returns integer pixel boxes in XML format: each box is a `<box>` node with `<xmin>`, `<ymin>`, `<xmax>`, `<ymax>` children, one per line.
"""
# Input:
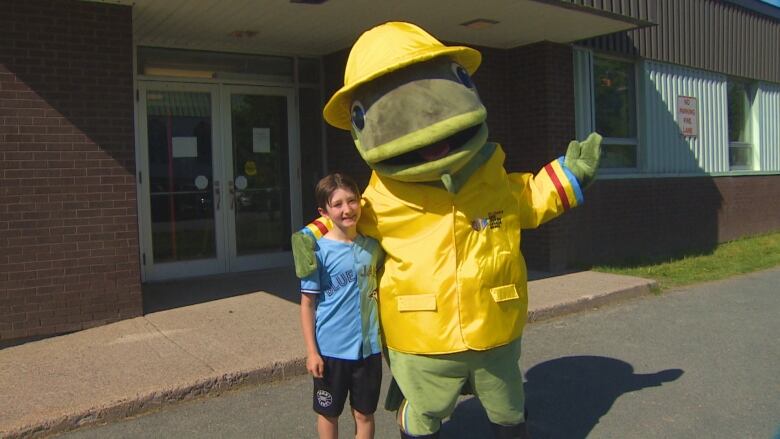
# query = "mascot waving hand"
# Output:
<box><xmin>293</xmin><ymin>22</ymin><xmax>601</xmax><ymax>439</ymax></box>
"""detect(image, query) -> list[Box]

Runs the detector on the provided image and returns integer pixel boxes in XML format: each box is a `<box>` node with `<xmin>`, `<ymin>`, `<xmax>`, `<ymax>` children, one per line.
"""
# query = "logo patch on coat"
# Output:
<box><xmin>471</xmin><ymin>210</ymin><xmax>503</xmax><ymax>231</ymax></box>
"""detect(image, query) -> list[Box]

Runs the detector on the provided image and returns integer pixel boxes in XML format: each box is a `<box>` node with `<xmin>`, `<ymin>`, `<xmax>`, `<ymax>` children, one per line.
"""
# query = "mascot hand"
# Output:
<box><xmin>291</xmin><ymin>231</ymin><xmax>317</xmax><ymax>278</ymax></box>
<box><xmin>564</xmin><ymin>132</ymin><xmax>602</xmax><ymax>189</ymax></box>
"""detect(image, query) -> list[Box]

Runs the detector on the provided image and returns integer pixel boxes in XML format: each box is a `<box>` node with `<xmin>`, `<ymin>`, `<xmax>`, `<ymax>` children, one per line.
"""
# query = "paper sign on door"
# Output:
<box><xmin>252</xmin><ymin>128</ymin><xmax>271</xmax><ymax>153</ymax></box>
<box><xmin>172</xmin><ymin>137</ymin><xmax>198</xmax><ymax>158</ymax></box>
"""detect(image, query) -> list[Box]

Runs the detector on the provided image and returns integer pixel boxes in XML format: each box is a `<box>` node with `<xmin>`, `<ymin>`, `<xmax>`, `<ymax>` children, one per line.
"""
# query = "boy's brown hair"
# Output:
<box><xmin>314</xmin><ymin>172</ymin><xmax>361</xmax><ymax>210</ymax></box>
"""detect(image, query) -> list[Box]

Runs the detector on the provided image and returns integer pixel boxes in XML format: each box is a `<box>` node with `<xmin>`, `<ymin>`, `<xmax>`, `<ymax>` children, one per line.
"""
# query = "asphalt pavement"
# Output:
<box><xmin>51</xmin><ymin>266</ymin><xmax>780</xmax><ymax>439</ymax></box>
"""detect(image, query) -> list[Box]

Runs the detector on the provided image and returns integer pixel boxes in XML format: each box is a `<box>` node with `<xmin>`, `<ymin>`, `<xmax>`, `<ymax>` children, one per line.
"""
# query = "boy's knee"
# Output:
<box><xmin>352</xmin><ymin>409</ymin><xmax>373</xmax><ymax>423</ymax></box>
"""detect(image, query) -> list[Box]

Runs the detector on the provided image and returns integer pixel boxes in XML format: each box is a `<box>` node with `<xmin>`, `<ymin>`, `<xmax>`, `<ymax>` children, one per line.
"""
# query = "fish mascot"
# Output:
<box><xmin>292</xmin><ymin>22</ymin><xmax>601</xmax><ymax>438</ymax></box>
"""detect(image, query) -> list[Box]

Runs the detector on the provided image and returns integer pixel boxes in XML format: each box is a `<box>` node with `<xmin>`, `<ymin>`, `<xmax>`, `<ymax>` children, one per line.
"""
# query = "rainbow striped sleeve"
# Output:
<box><xmin>300</xmin><ymin>216</ymin><xmax>332</xmax><ymax>240</ymax></box>
<box><xmin>541</xmin><ymin>157</ymin><xmax>584</xmax><ymax>211</ymax></box>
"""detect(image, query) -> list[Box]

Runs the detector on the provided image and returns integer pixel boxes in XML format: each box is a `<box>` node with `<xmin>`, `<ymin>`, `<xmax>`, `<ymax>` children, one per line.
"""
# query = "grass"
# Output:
<box><xmin>592</xmin><ymin>231</ymin><xmax>780</xmax><ymax>290</ymax></box>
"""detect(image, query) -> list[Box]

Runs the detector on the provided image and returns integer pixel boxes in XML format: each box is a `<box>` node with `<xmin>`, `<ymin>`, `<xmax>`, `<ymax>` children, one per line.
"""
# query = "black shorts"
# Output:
<box><xmin>312</xmin><ymin>353</ymin><xmax>382</xmax><ymax>417</ymax></box>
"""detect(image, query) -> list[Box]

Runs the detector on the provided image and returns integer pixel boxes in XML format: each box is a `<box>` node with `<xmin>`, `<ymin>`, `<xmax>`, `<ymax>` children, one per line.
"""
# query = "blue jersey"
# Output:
<box><xmin>301</xmin><ymin>235</ymin><xmax>383</xmax><ymax>360</ymax></box>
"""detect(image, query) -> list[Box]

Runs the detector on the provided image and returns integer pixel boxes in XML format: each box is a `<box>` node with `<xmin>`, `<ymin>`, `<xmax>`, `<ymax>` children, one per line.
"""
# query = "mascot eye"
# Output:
<box><xmin>351</xmin><ymin>101</ymin><xmax>366</xmax><ymax>130</ymax></box>
<box><xmin>451</xmin><ymin>63</ymin><xmax>474</xmax><ymax>88</ymax></box>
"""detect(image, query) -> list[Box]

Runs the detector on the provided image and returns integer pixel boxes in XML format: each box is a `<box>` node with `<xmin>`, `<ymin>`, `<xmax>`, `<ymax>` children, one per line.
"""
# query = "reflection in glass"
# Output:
<box><xmin>728</xmin><ymin>82</ymin><xmax>751</xmax><ymax>143</ymax></box>
<box><xmin>594</xmin><ymin>58</ymin><xmax>636</xmax><ymax>139</ymax></box>
<box><xmin>593</xmin><ymin>57</ymin><xmax>638</xmax><ymax>170</ymax></box>
<box><xmin>146</xmin><ymin>91</ymin><xmax>216</xmax><ymax>262</ymax></box>
<box><xmin>230</xmin><ymin>94</ymin><xmax>291</xmax><ymax>255</ymax></box>
<box><xmin>601</xmin><ymin>144</ymin><xmax>638</xmax><ymax>168</ymax></box>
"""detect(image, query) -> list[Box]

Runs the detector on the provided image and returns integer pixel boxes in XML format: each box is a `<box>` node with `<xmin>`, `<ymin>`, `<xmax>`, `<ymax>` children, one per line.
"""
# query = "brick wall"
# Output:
<box><xmin>322</xmin><ymin>48</ymin><xmax>374</xmax><ymax>193</ymax></box>
<box><xmin>0</xmin><ymin>0</ymin><xmax>141</xmax><ymax>341</ymax></box>
<box><xmin>490</xmin><ymin>42</ymin><xmax>578</xmax><ymax>270</ymax></box>
<box><xmin>566</xmin><ymin>175</ymin><xmax>780</xmax><ymax>267</ymax></box>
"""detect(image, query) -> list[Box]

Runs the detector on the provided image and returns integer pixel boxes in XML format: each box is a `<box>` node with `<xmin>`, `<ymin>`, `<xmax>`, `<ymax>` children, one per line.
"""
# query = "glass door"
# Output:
<box><xmin>138</xmin><ymin>83</ymin><xmax>227</xmax><ymax>281</ymax></box>
<box><xmin>222</xmin><ymin>85</ymin><xmax>301</xmax><ymax>271</ymax></box>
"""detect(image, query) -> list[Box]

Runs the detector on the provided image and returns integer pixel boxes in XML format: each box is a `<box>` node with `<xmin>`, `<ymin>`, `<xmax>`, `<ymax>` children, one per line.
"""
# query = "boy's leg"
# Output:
<box><xmin>469</xmin><ymin>338</ymin><xmax>529</xmax><ymax>436</ymax></box>
<box><xmin>349</xmin><ymin>353</ymin><xmax>382</xmax><ymax>439</ymax></box>
<box><xmin>317</xmin><ymin>414</ymin><xmax>339</xmax><ymax>439</ymax></box>
<box><xmin>351</xmin><ymin>409</ymin><xmax>374</xmax><ymax>439</ymax></box>
<box><xmin>387</xmin><ymin>349</ymin><xmax>469</xmax><ymax>437</ymax></box>
<box><xmin>313</xmin><ymin>356</ymin><xmax>350</xmax><ymax>434</ymax></box>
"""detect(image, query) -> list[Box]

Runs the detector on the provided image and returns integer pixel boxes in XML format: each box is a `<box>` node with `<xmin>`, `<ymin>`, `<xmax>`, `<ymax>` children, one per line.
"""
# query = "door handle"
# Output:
<box><xmin>214</xmin><ymin>180</ymin><xmax>221</xmax><ymax>210</ymax></box>
<box><xmin>228</xmin><ymin>180</ymin><xmax>235</xmax><ymax>210</ymax></box>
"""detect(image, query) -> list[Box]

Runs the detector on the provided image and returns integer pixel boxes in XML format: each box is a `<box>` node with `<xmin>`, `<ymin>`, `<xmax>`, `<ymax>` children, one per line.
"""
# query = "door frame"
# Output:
<box><xmin>220</xmin><ymin>84</ymin><xmax>302</xmax><ymax>273</ymax></box>
<box><xmin>136</xmin><ymin>80</ymin><xmax>303</xmax><ymax>282</ymax></box>
<box><xmin>137</xmin><ymin>81</ymin><xmax>228</xmax><ymax>282</ymax></box>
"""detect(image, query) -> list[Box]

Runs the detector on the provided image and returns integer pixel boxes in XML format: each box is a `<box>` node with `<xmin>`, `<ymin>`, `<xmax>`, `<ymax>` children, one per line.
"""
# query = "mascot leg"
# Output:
<box><xmin>471</xmin><ymin>338</ymin><xmax>529</xmax><ymax>438</ymax></box>
<box><xmin>388</xmin><ymin>338</ymin><xmax>528</xmax><ymax>438</ymax></box>
<box><xmin>387</xmin><ymin>350</ymin><xmax>469</xmax><ymax>437</ymax></box>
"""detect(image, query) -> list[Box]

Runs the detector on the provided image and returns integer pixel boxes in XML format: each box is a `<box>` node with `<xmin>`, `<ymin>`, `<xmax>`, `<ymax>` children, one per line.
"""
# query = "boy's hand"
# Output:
<box><xmin>306</xmin><ymin>353</ymin><xmax>325</xmax><ymax>378</ymax></box>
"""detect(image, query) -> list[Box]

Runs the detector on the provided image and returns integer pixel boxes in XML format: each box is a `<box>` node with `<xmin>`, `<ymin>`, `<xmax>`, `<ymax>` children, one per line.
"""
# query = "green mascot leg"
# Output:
<box><xmin>388</xmin><ymin>338</ymin><xmax>526</xmax><ymax>437</ymax></box>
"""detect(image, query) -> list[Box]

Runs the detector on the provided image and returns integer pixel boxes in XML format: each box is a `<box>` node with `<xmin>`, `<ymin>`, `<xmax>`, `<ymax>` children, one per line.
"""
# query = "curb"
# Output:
<box><xmin>3</xmin><ymin>359</ymin><xmax>307</xmax><ymax>439</ymax></box>
<box><xmin>527</xmin><ymin>281</ymin><xmax>658</xmax><ymax>323</ymax></box>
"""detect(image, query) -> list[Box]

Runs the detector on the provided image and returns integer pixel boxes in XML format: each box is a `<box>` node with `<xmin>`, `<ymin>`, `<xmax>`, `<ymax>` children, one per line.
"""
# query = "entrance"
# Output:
<box><xmin>137</xmin><ymin>82</ymin><xmax>301</xmax><ymax>281</ymax></box>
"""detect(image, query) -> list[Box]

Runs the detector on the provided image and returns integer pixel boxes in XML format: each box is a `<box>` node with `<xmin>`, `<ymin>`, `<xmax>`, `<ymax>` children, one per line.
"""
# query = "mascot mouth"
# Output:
<box><xmin>378</xmin><ymin>125</ymin><xmax>481</xmax><ymax>166</ymax></box>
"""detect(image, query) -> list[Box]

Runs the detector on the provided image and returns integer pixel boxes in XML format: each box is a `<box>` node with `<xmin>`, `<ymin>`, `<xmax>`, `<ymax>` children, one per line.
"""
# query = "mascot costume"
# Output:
<box><xmin>292</xmin><ymin>22</ymin><xmax>601</xmax><ymax>438</ymax></box>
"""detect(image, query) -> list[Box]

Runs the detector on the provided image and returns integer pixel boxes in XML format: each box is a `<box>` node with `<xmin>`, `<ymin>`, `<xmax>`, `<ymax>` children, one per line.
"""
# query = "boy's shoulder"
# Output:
<box><xmin>355</xmin><ymin>234</ymin><xmax>381</xmax><ymax>254</ymax></box>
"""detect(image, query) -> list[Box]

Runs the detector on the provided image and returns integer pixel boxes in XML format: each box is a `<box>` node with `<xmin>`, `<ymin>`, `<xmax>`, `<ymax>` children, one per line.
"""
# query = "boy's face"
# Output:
<box><xmin>318</xmin><ymin>187</ymin><xmax>361</xmax><ymax>230</ymax></box>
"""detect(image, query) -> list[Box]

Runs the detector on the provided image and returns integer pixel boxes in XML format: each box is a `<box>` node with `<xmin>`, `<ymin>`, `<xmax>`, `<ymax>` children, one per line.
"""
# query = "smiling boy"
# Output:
<box><xmin>299</xmin><ymin>172</ymin><xmax>384</xmax><ymax>439</ymax></box>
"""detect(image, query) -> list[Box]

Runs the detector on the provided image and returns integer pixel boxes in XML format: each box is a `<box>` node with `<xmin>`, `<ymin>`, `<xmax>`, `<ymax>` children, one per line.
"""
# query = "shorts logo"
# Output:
<box><xmin>471</xmin><ymin>210</ymin><xmax>503</xmax><ymax>231</ymax></box>
<box><xmin>316</xmin><ymin>389</ymin><xmax>333</xmax><ymax>407</ymax></box>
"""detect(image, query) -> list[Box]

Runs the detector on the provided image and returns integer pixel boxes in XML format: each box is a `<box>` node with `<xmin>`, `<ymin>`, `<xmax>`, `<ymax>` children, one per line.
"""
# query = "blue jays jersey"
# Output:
<box><xmin>301</xmin><ymin>235</ymin><xmax>383</xmax><ymax>360</ymax></box>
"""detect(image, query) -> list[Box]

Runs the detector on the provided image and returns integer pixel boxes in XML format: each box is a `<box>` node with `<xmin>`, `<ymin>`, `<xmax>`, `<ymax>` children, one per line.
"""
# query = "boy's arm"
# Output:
<box><xmin>291</xmin><ymin>216</ymin><xmax>332</xmax><ymax>278</ymax></box>
<box><xmin>300</xmin><ymin>293</ymin><xmax>324</xmax><ymax>378</ymax></box>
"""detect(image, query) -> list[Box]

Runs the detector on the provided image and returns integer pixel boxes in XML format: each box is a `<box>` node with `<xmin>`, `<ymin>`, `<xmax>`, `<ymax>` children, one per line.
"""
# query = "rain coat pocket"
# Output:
<box><xmin>490</xmin><ymin>284</ymin><xmax>520</xmax><ymax>303</ymax></box>
<box><xmin>396</xmin><ymin>294</ymin><xmax>437</xmax><ymax>312</ymax></box>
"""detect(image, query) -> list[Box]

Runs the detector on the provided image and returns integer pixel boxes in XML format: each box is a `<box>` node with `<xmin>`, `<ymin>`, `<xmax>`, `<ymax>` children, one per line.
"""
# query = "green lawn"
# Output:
<box><xmin>592</xmin><ymin>231</ymin><xmax>780</xmax><ymax>290</ymax></box>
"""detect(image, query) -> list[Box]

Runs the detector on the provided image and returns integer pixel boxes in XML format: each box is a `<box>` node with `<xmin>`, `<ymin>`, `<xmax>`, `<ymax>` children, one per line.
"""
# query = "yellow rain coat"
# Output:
<box><xmin>358</xmin><ymin>144</ymin><xmax>583</xmax><ymax>354</ymax></box>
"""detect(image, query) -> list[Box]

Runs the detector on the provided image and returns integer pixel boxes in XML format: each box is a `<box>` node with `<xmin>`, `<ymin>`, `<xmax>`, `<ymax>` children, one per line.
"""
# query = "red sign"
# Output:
<box><xmin>677</xmin><ymin>96</ymin><xmax>698</xmax><ymax>137</ymax></box>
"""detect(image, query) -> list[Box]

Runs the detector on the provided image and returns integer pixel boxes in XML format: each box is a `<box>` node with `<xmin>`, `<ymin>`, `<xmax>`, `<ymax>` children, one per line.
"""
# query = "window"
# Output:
<box><xmin>727</xmin><ymin>80</ymin><xmax>756</xmax><ymax>170</ymax></box>
<box><xmin>137</xmin><ymin>47</ymin><xmax>294</xmax><ymax>83</ymax></box>
<box><xmin>593</xmin><ymin>57</ymin><xmax>638</xmax><ymax>169</ymax></box>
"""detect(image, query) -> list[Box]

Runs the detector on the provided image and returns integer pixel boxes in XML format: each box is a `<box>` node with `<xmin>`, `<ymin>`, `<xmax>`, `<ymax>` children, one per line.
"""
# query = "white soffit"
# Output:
<box><xmin>88</xmin><ymin>0</ymin><xmax>647</xmax><ymax>56</ymax></box>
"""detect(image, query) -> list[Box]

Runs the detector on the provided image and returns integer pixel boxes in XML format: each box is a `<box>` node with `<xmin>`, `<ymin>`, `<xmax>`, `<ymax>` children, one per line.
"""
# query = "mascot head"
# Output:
<box><xmin>323</xmin><ymin>22</ymin><xmax>491</xmax><ymax>189</ymax></box>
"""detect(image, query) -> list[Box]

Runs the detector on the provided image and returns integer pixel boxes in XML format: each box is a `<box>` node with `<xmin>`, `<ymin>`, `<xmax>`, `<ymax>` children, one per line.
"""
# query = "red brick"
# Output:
<box><xmin>1</xmin><ymin>0</ymin><xmax>138</xmax><ymax>342</ymax></box>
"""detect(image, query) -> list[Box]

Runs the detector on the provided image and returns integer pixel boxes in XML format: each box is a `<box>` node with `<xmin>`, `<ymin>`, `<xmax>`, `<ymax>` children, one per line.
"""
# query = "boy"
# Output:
<box><xmin>299</xmin><ymin>172</ymin><xmax>383</xmax><ymax>439</ymax></box>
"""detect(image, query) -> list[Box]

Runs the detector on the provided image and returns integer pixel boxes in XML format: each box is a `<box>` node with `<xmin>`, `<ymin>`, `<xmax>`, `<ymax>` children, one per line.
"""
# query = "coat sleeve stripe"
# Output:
<box><xmin>304</xmin><ymin>217</ymin><xmax>330</xmax><ymax>239</ymax></box>
<box><xmin>544</xmin><ymin>163</ymin><xmax>571</xmax><ymax>211</ymax></box>
<box><xmin>556</xmin><ymin>157</ymin><xmax>584</xmax><ymax>206</ymax></box>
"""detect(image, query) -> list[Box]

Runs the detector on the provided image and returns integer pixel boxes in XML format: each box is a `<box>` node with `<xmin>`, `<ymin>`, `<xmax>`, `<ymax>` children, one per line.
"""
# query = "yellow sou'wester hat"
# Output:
<box><xmin>323</xmin><ymin>21</ymin><xmax>482</xmax><ymax>130</ymax></box>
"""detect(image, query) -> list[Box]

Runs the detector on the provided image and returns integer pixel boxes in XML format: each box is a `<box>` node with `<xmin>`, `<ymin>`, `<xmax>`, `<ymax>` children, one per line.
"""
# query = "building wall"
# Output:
<box><xmin>565</xmin><ymin>175</ymin><xmax>780</xmax><ymax>266</ymax></box>
<box><xmin>0</xmin><ymin>0</ymin><xmax>141</xmax><ymax>341</ymax></box>
<box><xmin>569</xmin><ymin>0</ymin><xmax>780</xmax><ymax>84</ymax></box>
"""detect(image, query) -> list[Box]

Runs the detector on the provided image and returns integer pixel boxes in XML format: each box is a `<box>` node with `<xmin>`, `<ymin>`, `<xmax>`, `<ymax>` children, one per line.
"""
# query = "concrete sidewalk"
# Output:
<box><xmin>0</xmin><ymin>269</ymin><xmax>655</xmax><ymax>438</ymax></box>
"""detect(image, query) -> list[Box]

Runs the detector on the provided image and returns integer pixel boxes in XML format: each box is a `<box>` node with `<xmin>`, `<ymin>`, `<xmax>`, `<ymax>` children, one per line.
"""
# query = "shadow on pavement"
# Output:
<box><xmin>141</xmin><ymin>268</ymin><xmax>560</xmax><ymax>314</ymax></box>
<box><xmin>142</xmin><ymin>267</ymin><xmax>300</xmax><ymax>314</ymax></box>
<box><xmin>440</xmin><ymin>355</ymin><xmax>683</xmax><ymax>438</ymax></box>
